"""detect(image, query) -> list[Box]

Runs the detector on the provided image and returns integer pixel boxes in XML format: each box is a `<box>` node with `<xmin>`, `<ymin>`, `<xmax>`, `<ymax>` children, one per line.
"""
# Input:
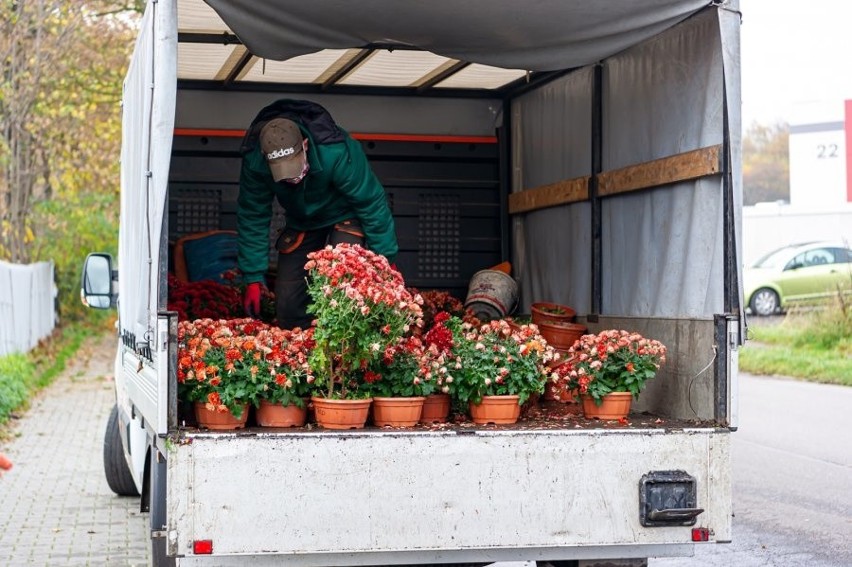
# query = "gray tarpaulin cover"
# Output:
<box><xmin>602</xmin><ymin>8</ymin><xmax>727</xmax><ymax>317</ymax></box>
<box><xmin>121</xmin><ymin>2</ymin><xmax>176</xmax><ymax>342</ymax></box>
<box><xmin>205</xmin><ymin>0</ymin><xmax>710</xmax><ymax>71</ymax></box>
<box><xmin>512</xmin><ymin>8</ymin><xmax>742</xmax><ymax>320</ymax></box>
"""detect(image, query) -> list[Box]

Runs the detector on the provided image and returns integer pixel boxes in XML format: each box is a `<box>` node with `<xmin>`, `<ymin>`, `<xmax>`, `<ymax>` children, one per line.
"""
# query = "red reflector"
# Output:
<box><xmin>193</xmin><ymin>539</ymin><xmax>213</xmax><ymax>554</ymax></box>
<box><xmin>692</xmin><ymin>527</ymin><xmax>710</xmax><ymax>542</ymax></box>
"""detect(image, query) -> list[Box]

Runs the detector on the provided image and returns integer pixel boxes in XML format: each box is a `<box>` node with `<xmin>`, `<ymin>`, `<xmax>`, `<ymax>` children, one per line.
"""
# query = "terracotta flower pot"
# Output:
<box><xmin>372</xmin><ymin>397</ymin><xmax>426</xmax><ymax>427</ymax></box>
<box><xmin>194</xmin><ymin>402</ymin><xmax>249</xmax><ymax>430</ymax></box>
<box><xmin>531</xmin><ymin>302</ymin><xmax>576</xmax><ymax>325</ymax></box>
<box><xmin>469</xmin><ymin>395</ymin><xmax>521</xmax><ymax>425</ymax></box>
<box><xmin>255</xmin><ymin>399</ymin><xmax>308</xmax><ymax>427</ymax></box>
<box><xmin>538</xmin><ymin>321</ymin><xmax>586</xmax><ymax>350</ymax></box>
<box><xmin>420</xmin><ymin>393</ymin><xmax>452</xmax><ymax>424</ymax></box>
<box><xmin>582</xmin><ymin>392</ymin><xmax>633</xmax><ymax>420</ymax></box>
<box><xmin>311</xmin><ymin>397</ymin><xmax>372</xmax><ymax>430</ymax></box>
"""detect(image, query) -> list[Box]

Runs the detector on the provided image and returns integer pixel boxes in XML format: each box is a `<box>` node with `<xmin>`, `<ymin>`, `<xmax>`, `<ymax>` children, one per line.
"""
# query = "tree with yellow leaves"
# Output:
<box><xmin>0</xmin><ymin>1</ymin><xmax>137</xmax><ymax>263</ymax></box>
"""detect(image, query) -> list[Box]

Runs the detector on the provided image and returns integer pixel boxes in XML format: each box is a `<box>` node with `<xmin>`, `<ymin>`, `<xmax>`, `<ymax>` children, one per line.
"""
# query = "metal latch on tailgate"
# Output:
<box><xmin>640</xmin><ymin>470</ymin><xmax>704</xmax><ymax>527</ymax></box>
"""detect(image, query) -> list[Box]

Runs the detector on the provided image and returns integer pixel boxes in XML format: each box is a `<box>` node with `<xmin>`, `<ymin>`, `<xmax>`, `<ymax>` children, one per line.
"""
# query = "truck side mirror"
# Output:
<box><xmin>81</xmin><ymin>253</ymin><xmax>116</xmax><ymax>309</ymax></box>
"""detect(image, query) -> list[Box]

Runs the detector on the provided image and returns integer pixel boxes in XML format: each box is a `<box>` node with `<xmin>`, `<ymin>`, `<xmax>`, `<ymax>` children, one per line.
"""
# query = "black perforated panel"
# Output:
<box><xmin>173</xmin><ymin>188</ymin><xmax>221</xmax><ymax>237</ymax></box>
<box><xmin>417</xmin><ymin>193</ymin><xmax>461</xmax><ymax>279</ymax></box>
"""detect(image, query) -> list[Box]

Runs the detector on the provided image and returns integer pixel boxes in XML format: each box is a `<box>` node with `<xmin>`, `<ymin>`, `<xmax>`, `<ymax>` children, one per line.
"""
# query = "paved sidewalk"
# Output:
<box><xmin>0</xmin><ymin>331</ymin><xmax>150</xmax><ymax>566</ymax></box>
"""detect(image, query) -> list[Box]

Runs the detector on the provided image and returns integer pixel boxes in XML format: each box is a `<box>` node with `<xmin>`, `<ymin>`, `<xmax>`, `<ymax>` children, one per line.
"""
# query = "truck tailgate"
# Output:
<box><xmin>167</xmin><ymin>427</ymin><xmax>730</xmax><ymax>564</ymax></box>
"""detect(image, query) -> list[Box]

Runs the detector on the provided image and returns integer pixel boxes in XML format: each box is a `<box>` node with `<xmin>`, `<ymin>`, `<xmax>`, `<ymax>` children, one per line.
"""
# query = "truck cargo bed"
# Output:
<box><xmin>168</xmin><ymin>409</ymin><xmax>730</xmax><ymax>565</ymax></box>
<box><xmin>177</xmin><ymin>400</ymin><xmax>718</xmax><ymax>434</ymax></box>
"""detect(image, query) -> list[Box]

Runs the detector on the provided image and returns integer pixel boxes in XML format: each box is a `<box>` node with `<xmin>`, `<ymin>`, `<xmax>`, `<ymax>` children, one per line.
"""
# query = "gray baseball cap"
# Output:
<box><xmin>259</xmin><ymin>118</ymin><xmax>305</xmax><ymax>181</ymax></box>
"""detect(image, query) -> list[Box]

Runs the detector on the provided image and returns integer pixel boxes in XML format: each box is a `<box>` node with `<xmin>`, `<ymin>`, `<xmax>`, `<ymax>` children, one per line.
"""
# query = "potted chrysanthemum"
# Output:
<box><xmin>361</xmin><ymin>335</ymin><xmax>436</xmax><ymax>427</ymax></box>
<box><xmin>177</xmin><ymin>318</ymin><xmax>321</xmax><ymax>429</ymax></box>
<box><xmin>409</xmin><ymin>288</ymin><xmax>469</xmax><ymax>331</ymax></box>
<box><xmin>177</xmin><ymin>318</ymin><xmax>271</xmax><ymax>430</ymax></box>
<box><xmin>563</xmin><ymin>329</ymin><xmax>667</xmax><ymax>420</ymax></box>
<box><xmin>417</xmin><ymin>311</ymin><xmax>458</xmax><ymax>423</ymax></box>
<box><xmin>168</xmin><ymin>275</ymin><xmax>244</xmax><ymax>321</ymax></box>
<box><xmin>253</xmin><ymin>326</ymin><xmax>317</xmax><ymax>427</ymax></box>
<box><xmin>304</xmin><ymin>243</ymin><xmax>423</xmax><ymax>429</ymax></box>
<box><xmin>445</xmin><ymin>316</ymin><xmax>557</xmax><ymax>424</ymax></box>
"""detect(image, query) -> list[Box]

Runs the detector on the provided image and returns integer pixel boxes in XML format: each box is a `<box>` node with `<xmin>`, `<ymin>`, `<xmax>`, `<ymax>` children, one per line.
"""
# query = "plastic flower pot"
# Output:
<box><xmin>530</xmin><ymin>302</ymin><xmax>576</xmax><ymax>325</ymax></box>
<box><xmin>371</xmin><ymin>397</ymin><xmax>426</xmax><ymax>427</ymax></box>
<box><xmin>311</xmin><ymin>397</ymin><xmax>372</xmax><ymax>430</ymax></box>
<box><xmin>538</xmin><ymin>321</ymin><xmax>586</xmax><ymax>350</ymax></box>
<box><xmin>582</xmin><ymin>392</ymin><xmax>633</xmax><ymax>420</ymax></box>
<box><xmin>194</xmin><ymin>402</ymin><xmax>249</xmax><ymax>430</ymax></box>
<box><xmin>255</xmin><ymin>399</ymin><xmax>308</xmax><ymax>427</ymax></box>
<box><xmin>420</xmin><ymin>393</ymin><xmax>452</xmax><ymax>424</ymax></box>
<box><xmin>468</xmin><ymin>395</ymin><xmax>521</xmax><ymax>425</ymax></box>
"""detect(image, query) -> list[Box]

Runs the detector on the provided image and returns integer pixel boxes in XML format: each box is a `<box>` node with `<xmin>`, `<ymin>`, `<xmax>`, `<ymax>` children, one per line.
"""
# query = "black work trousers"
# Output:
<box><xmin>274</xmin><ymin>219</ymin><xmax>364</xmax><ymax>329</ymax></box>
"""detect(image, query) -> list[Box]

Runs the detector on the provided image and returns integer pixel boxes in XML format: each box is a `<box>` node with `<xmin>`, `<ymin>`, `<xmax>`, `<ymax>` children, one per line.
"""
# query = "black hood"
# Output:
<box><xmin>240</xmin><ymin>99</ymin><xmax>346</xmax><ymax>155</ymax></box>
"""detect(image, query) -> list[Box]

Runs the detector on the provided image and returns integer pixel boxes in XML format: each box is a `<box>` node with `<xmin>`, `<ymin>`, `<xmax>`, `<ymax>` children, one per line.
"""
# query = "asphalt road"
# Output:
<box><xmin>652</xmin><ymin>372</ymin><xmax>852</xmax><ymax>567</ymax></box>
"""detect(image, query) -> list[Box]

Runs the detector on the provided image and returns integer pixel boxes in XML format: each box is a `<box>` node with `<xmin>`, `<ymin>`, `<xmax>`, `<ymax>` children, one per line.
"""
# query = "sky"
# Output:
<box><xmin>740</xmin><ymin>0</ymin><xmax>852</xmax><ymax>126</ymax></box>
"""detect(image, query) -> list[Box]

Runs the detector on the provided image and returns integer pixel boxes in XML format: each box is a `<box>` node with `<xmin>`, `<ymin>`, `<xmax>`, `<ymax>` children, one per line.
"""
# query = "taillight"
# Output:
<box><xmin>193</xmin><ymin>539</ymin><xmax>213</xmax><ymax>554</ymax></box>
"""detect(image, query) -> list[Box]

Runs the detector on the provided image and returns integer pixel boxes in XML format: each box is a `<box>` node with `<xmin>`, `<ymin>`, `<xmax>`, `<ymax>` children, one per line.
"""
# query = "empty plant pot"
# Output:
<box><xmin>538</xmin><ymin>321</ymin><xmax>586</xmax><ymax>350</ymax></box>
<box><xmin>531</xmin><ymin>302</ymin><xmax>576</xmax><ymax>325</ymax></box>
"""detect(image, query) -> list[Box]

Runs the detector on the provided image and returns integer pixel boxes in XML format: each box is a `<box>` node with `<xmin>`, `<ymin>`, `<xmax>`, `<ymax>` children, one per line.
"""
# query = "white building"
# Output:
<box><xmin>788</xmin><ymin>99</ymin><xmax>850</xmax><ymax>208</ymax></box>
<box><xmin>742</xmin><ymin>99</ymin><xmax>852</xmax><ymax>265</ymax></box>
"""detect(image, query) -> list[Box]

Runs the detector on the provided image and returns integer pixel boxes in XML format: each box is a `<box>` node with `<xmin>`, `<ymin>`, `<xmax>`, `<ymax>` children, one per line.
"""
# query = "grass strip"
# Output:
<box><xmin>740</xmin><ymin>343</ymin><xmax>852</xmax><ymax>386</ymax></box>
<box><xmin>0</xmin><ymin>317</ymin><xmax>108</xmax><ymax>427</ymax></box>
<box><xmin>741</xmin><ymin>303</ymin><xmax>852</xmax><ymax>386</ymax></box>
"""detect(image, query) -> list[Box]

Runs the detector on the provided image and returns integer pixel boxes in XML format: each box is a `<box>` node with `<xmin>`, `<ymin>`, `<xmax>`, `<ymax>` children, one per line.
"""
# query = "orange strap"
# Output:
<box><xmin>277</xmin><ymin>230</ymin><xmax>305</xmax><ymax>254</ymax></box>
<box><xmin>333</xmin><ymin>221</ymin><xmax>365</xmax><ymax>239</ymax></box>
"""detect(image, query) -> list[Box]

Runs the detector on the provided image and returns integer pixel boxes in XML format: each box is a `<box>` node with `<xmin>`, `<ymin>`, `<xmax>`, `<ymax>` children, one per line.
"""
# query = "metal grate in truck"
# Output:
<box><xmin>417</xmin><ymin>193</ymin><xmax>461</xmax><ymax>280</ymax></box>
<box><xmin>173</xmin><ymin>188</ymin><xmax>221</xmax><ymax>236</ymax></box>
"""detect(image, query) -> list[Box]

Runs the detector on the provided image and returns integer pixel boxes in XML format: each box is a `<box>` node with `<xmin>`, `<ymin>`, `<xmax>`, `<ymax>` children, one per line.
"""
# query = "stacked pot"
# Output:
<box><xmin>531</xmin><ymin>302</ymin><xmax>586</xmax><ymax>402</ymax></box>
<box><xmin>530</xmin><ymin>302</ymin><xmax>586</xmax><ymax>351</ymax></box>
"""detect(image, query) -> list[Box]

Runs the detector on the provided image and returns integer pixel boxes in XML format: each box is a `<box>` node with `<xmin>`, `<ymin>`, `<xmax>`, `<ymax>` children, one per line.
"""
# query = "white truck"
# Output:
<box><xmin>82</xmin><ymin>1</ymin><xmax>744</xmax><ymax>565</ymax></box>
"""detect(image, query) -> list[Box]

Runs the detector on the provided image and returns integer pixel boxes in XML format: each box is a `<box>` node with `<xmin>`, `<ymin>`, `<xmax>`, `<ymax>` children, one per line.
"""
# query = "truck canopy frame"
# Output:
<box><xmin>180</xmin><ymin>0</ymin><xmax>712</xmax><ymax>96</ymax></box>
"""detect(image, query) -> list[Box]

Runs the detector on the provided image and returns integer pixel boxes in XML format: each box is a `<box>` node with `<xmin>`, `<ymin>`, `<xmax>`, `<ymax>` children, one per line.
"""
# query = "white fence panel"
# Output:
<box><xmin>0</xmin><ymin>261</ymin><xmax>56</xmax><ymax>356</ymax></box>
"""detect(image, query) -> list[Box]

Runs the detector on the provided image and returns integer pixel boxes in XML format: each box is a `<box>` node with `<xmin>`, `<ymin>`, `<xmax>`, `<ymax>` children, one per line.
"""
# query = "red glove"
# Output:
<box><xmin>244</xmin><ymin>282</ymin><xmax>261</xmax><ymax>317</ymax></box>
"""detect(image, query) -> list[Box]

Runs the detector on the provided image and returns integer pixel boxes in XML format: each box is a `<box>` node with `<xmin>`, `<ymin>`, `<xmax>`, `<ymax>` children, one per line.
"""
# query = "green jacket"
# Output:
<box><xmin>237</xmin><ymin>123</ymin><xmax>398</xmax><ymax>284</ymax></box>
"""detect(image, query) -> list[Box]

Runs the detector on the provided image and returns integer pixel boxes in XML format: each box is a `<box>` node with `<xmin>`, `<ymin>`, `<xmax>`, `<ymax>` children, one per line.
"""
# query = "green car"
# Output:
<box><xmin>744</xmin><ymin>241</ymin><xmax>852</xmax><ymax>316</ymax></box>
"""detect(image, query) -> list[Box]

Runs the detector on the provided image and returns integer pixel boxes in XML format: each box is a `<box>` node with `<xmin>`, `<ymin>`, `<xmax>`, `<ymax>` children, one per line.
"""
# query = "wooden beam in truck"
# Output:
<box><xmin>507</xmin><ymin>176</ymin><xmax>590</xmax><ymax>214</ymax></box>
<box><xmin>597</xmin><ymin>144</ymin><xmax>722</xmax><ymax>197</ymax></box>
<box><xmin>508</xmin><ymin>144</ymin><xmax>722</xmax><ymax>215</ymax></box>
